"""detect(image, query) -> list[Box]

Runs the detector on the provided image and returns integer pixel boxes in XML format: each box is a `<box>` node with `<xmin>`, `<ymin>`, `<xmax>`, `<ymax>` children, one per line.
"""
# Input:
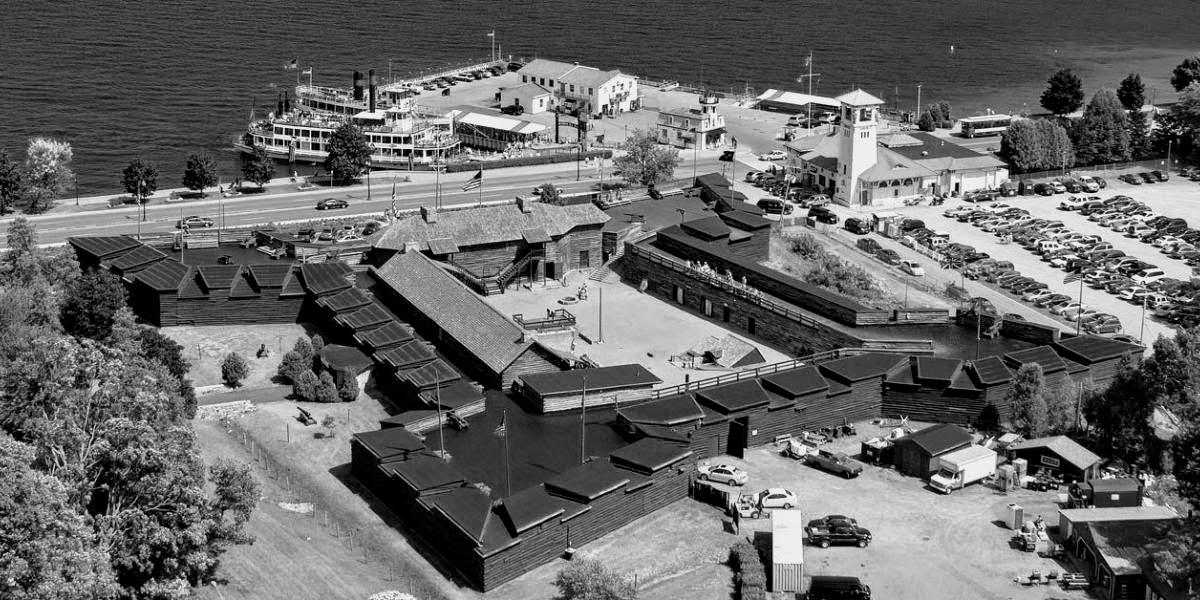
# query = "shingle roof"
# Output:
<box><xmin>609</xmin><ymin>439</ymin><xmax>692</xmax><ymax>474</ymax></box>
<box><xmin>382</xmin><ymin>454</ymin><xmax>466</xmax><ymax>493</ymax></box>
<box><xmin>695</xmin><ymin>380</ymin><xmax>771</xmax><ymax>414</ymax></box>
<box><xmin>500</xmin><ymin>485</ymin><xmax>572</xmax><ymax>534</ymax></box>
<box><xmin>680</xmin><ymin>216</ymin><xmax>731</xmax><ymax>240</ymax></box>
<box><xmin>545</xmin><ymin>459</ymin><xmax>633</xmax><ymax>502</ymax></box>
<box><xmin>106</xmin><ymin>244</ymin><xmax>168</xmax><ymax>272</ymax></box>
<box><xmin>300</xmin><ymin>263</ymin><xmax>353</xmax><ymax>296</ymax></box>
<box><xmin>688</xmin><ymin>335</ymin><xmax>764</xmax><ymax>369</ymax></box>
<box><xmin>1009</xmin><ymin>436</ymin><xmax>1102</xmax><ymax>471</ymax></box>
<box><xmin>426</xmin><ymin>237</ymin><xmax>460</xmax><ymax>255</ymax></box>
<box><xmin>916</xmin><ymin>357</ymin><xmax>961</xmax><ymax>384</ymax></box>
<box><xmin>429</xmin><ymin>486</ymin><xmax>493</xmax><ymax>543</ymax></box>
<box><xmin>897</xmin><ymin>423</ymin><xmax>973</xmax><ymax>456</ymax></box>
<box><xmin>352</xmin><ymin>427</ymin><xmax>426</xmax><ymax>460</ymax></box>
<box><xmin>375</xmin><ymin>201</ymin><xmax>608</xmax><ymax>252</ymax></box>
<box><xmin>354</xmin><ymin>321</ymin><xmax>415</xmax><ymax>350</ymax></box>
<box><xmin>969</xmin><ymin>356</ymin><xmax>1012</xmax><ymax>386</ymax></box>
<box><xmin>519</xmin><ymin>58</ymin><xmax>630</xmax><ymax>89</ymax></box>
<box><xmin>518</xmin><ymin>364</ymin><xmax>661</xmax><ymax>397</ymax></box>
<box><xmin>1082</xmin><ymin>520</ymin><xmax>1176</xmax><ymax>576</ymax></box>
<box><xmin>1004</xmin><ymin>346</ymin><xmax>1067</xmax><ymax>375</ymax></box>
<box><xmin>373</xmin><ymin>252</ymin><xmax>535</xmax><ymax>377</ymax></box>
<box><xmin>228</xmin><ymin>275</ymin><xmax>260</xmax><ymax>298</ymax></box>
<box><xmin>319</xmin><ymin>344</ymin><xmax>373</xmax><ymax>373</ymax></box>
<box><xmin>719</xmin><ymin>210</ymin><xmax>772</xmax><ymax>231</ymax></box>
<box><xmin>1053</xmin><ymin>336</ymin><xmax>1138</xmax><ymax>365</ymax></box>
<box><xmin>375</xmin><ymin>341</ymin><xmax>437</xmax><ymax>370</ymax></box>
<box><xmin>134</xmin><ymin>259</ymin><xmax>191</xmax><ymax>292</ymax></box>
<box><xmin>417</xmin><ymin>379</ymin><xmax>484</xmax><ymax>410</ymax></box>
<box><xmin>247</xmin><ymin>264</ymin><xmax>294</xmax><ymax>288</ymax></box>
<box><xmin>859</xmin><ymin>147</ymin><xmax>937</xmax><ymax>182</ymax></box>
<box><xmin>334</xmin><ymin>303</ymin><xmax>393</xmax><ymax>331</ymax></box>
<box><xmin>196</xmin><ymin>265</ymin><xmax>241</xmax><ymax>290</ymax></box>
<box><xmin>68</xmin><ymin>236</ymin><xmax>141</xmax><ymax>259</ymax></box>
<box><xmin>820</xmin><ymin>353</ymin><xmax>908</xmax><ymax>383</ymax></box>
<box><xmin>835</xmin><ymin>89</ymin><xmax>885</xmax><ymax>106</ymax></box>
<box><xmin>401</xmin><ymin>359</ymin><xmax>462</xmax><ymax>389</ymax></box>
<box><xmin>616</xmin><ymin>395</ymin><xmax>704</xmax><ymax>426</ymax></box>
<box><xmin>1089</xmin><ymin>478</ymin><xmax>1140</xmax><ymax>493</ymax></box>
<box><xmin>761</xmin><ymin>366</ymin><xmax>830</xmax><ymax>399</ymax></box>
<box><xmin>885</xmin><ymin>132</ymin><xmax>1006</xmax><ymax>172</ymax></box>
<box><xmin>317</xmin><ymin>287</ymin><xmax>372</xmax><ymax>313</ymax></box>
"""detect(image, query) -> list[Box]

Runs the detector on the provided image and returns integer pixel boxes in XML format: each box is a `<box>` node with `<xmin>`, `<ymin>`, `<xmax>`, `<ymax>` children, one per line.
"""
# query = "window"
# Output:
<box><xmin>747</xmin><ymin>317</ymin><xmax>756</xmax><ymax>334</ymax></box>
<box><xmin>722</xmin><ymin>305</ymin><xmax>730</xmax><ymax>322</ymax></box>
<box><xmin>589</xmin><ymin>87</ymin><xmax>594</xmax><ymax>95</ymax></box>
<box><xmin>569</xmin><ymin>84</ymin><xmax>575</xmax><ymax>93</ymax></box>
<box><xmin>578</xmin><ymin>250</ymin><xmax>590</xmax><ymax>268</ymax></box>
<box><xmin>522</xmin><ymin>75</ymin><xmax>528</xmax><ymax>83</ymax></box>
<box><xmin>673</xmin><ymin>284</ymin><xmax>684</xmax><ymax>305</ymax></box>
<box><xmin>703</xmin><ymin>298</ymin><xmax>713</xmax><ymax>316</ymax></box>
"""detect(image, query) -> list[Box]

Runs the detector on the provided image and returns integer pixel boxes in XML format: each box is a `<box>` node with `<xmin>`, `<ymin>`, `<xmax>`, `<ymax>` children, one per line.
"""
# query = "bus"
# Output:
<box><xmin>959</xmin><ymin>114</ymin><xmax>1014</xmax><ymax>138</ymax></box>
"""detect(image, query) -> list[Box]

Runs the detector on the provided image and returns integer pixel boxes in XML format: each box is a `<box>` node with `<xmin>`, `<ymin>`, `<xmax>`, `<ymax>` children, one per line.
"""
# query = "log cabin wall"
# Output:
<box><xmin>451</xmin><ymin>241</ymin><xmax>523</xmax><ymax>277</ymax></box>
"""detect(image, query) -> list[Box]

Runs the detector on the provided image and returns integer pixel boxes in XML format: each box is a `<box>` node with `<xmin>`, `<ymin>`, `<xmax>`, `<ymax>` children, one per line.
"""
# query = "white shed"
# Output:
<box><xmin>770</xmin><ymin>510</ymin><xmax>805</xmax><ymax>592</ymax></box>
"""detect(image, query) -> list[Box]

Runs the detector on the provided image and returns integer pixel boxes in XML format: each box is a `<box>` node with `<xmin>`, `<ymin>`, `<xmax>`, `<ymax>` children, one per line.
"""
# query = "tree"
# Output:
<box><xmin>1072</xmin><ymin>89</ymin><xmax>1131</xmax><ymax>166</ymax></box>
<box><xmin>917</xmin><ymin>109</ymin><xmax>937</xmax><ymax>132</ymax></box>
<box><xmin>240</xmin><ymin>145</ymin><xmax>276</xmax><ymax>188</ymax></box>
<box><xmin>22</xmin><ymin>138</ymin><xmax>73</xmax><ymax>213</ymax></box>
<box><xmin>322</xmin><ymin>122</ymin><xmax>372</xmax><ymax>185</ymax></box>
<box><xmin>135</xmin><ymin>327</ymin><xmax>196</xmax><ymax>419</ymax></box>
<box><xmin>221</xmin><ymin>352</ymin><xmax>249</xmax><ymax>388</ymax></box>
<box><xmin>1041</xmin><ymin>120</ymin><xmax>1076</xmax><ymax>170</ymax></box>
<box><xmin>121</xmin><ymin>158</ymin><xmax>159</xmax><ymax>200</ymax></box>
<box><xmin>613</xmin><ymin>129</ymin><xmax>679</xmax><ymax>187</ymax></box>
<box><xmin>1041</xmin><ymin>69</ymin><xmax>1085</xmax><ymax>116</ymax></box>
<box><xmin>937</xmin><ymin>101</ymin><xmax>952</xmax><ymax>128</ymax></box>
<box><xmin>276</xmin><ymin>350</ymin><xmax>310</xmax><ymax>384</ymax></box>
<box><xmin>337</xmin><ymin>368</ymin><xmax>359</xmax><ymax>402</ymax></box>
<box><xmin>1085</xmin><ymin>358</ymin><xmax>1156</xmax><ymax>460</ymax></box>
<box><xmin>59</xmin><ymin>269</ymin><xmax>128</xmax><ymax>340</ymax></box>
<box><xmin>0</xmin><ymin>148</ymin><xmax>21</xmax><ymax>214</ymax></box>
<box><xmin>293</xmin><ymin>369</ymin><xmax>319</xmax><ymax>401</ymax></box>
<box><xmin>1007</xmin><ymin>363</ymin><xmax>1049</xmax><ymax>436</ymax></box>
<box><xmin>0</xmin><ymin>433</ymin><xmax>119</xmax><ymax>600</ymax></box>
<box><xmin>1045</xmin><ymin>380</ymin><xmax>1082</xmax><ymax>434</ymax></box>
<box><xmin>314</xmin><ymin>371</ymin><xmax>338</xmax><ymax>403</ymax></box>
<box><xmin>1117</xmin><ymin>73</ymin><xmax>1146</xmax><ymax>112</ymax></box>
<box><xmin>536</xmin><ymin>182</ymin><xmax>561</xmax><ymax>204</ymax></box>
<box><xmin>1128</xmin><ymin>111</ymin><xmax>1153</xmax><ymax>159</ymax></box>
<box><xmin>553</xmin><ymin>558</ymin><xmax>637</xmax><ymax>600</ymax></box>
<box><xmin>999</xmin><ymin>119</ymin><xmax>1045</xmax><ymax>172</ymax></box>
<box><xmin>1159</xmin><ymin>83</ymin><xmax>1200</xmax><ymax>164</ymax></box>
<box><xmin>182</xmin><ymin>152</ymin><xmax>218</xmax><ymax>195</ymax></box>
<box><xmin>1171</xmin><ymin>54</ymin><xmax>1200</xmax><ymax>92</ymax></box>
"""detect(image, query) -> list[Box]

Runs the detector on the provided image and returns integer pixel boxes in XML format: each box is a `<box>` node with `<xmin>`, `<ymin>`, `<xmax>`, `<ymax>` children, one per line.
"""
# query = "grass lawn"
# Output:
<box><xmin>163</xmin><ymin>323</ymin><xmax>309</xmax><ymax>389</ymax></box>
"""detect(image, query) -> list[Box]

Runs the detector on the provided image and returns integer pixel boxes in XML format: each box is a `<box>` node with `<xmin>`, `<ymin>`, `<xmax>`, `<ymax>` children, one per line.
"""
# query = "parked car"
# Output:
<box><xmin>804</xmin><ymin>450</ymin><xmax>864</xmax><ymax>478</ymax></box>
<box><xmin>316</xmin><ymin>198</ymin><xmax>349</xmax><ymax>210</ymax></box>
<box><xmin>756</xmin><ymin>198</ymin><xmax>793</xmax><ymax>215</ymax></box>
<box><xmin>1138</xmin><ymin>172</ymin><xmax>1157</xmax><ymax>184</ymax></box>
<box><xmin>844</xmin><ymin>217</ymin><xmax>871</xmax><ymax>235</ymax></box>
<box><xmin>875</xmin><ymin>249</ymin><xmax>901</xmax><ymax>265</ymax></box>
<box><xmin>755</xmin><ymin>488</ymin><xmax>798</xmax><ymax>509</ymax></box>
<box><xmin>696</xmin><ymin>464</ymin><xmax>749</xmax><ymax>486</ymax></box>
<box><xmin>808</xmin><ymin>524</ymin><xmax>873</xmax><ymax>549</ymax></box>
<box><xmin>759</xmin><ymin>150</ymin><xmax>787</xmax><ymax>161</ymax></box>
<box><xmin>808</xmin><ymin>206</ymin><xmax>839</xmax><ymax>224</ymax></box>
<box><xmin>176</xmin><ymin>216</ymin><xmax>214</xmax><ymax>228</ymax></box>
<box><xmin>1034</xmin><ymin>182</ymin><xmax>1055</xmax><ymax>196</ymax></box>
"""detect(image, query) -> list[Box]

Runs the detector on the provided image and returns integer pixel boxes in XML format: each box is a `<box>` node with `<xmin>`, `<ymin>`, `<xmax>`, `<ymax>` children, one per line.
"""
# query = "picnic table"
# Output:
<box><xmin>1059</xmin><ymin>572</ymin><xmax>1089</xmax><ymax>589</ymax></box>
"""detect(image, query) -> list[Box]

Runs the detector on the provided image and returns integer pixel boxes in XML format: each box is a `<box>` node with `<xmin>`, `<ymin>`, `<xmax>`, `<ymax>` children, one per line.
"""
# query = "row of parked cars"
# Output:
<box><xmin>745</xmin><ymin>170</ymin><xmax>833</xmax><ymax>212</ymax></box>
<box><xmin>1116</xmin><ymin>170</ymin><xmax>1171</xmax><ymax>186</ymax></box>
<box><xmin>1059</xmin><ymin>193</ymin><xmax>1200</xmax><ymax>327</ymax></box>
<box><xmin>944</xmin><ymin>202</ymin><xmax>1134</xmax><ymax>335</ymax></box>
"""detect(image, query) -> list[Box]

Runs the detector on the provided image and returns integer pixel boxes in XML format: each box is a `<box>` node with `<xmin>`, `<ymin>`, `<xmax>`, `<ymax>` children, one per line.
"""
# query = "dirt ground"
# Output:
<box><xmin>163</xmin><ymin>323</ymin><xmax>309</xmax><ymax>390</ymax></box>
<box><xmin>195</xmin><ymin>400</ymin><xmax>482</xmax><ymax>600</ymax></box>
<box><xmin>489</xmin><ymin>421</ymin><xmax>1094</xmax><ymax>600</ymax></box>
<box><xmin>481</xmin><ymin>276</ymin><xmax>791</xmax><ymax>387</ymax></box>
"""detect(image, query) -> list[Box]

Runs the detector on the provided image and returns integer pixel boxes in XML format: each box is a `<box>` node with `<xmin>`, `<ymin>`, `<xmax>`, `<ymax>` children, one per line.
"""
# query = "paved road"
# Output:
<box><xmin>1</xmin><ymin>154</ymin><xmax>730</xmax><ymax>247</ymax></box>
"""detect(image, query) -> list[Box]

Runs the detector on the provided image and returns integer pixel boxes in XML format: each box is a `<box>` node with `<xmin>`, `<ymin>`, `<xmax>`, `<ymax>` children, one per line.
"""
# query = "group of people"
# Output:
<box><xmin>683</xmin><ymin>260</ymin><xmax>763</xmax><ymax>300</ymax></box>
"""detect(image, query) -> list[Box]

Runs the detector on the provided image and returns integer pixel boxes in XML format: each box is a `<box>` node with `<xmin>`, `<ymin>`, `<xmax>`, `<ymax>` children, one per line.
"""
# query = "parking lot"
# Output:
<box><xmin>492</xmin><ymin>422</ymin><xmax>1091</xmax><ymax>600</ymax></box>
<box><xmin>794</xmin><ymin>171</ymin><xmax>1200</xmax><ymax>346</ymax></box>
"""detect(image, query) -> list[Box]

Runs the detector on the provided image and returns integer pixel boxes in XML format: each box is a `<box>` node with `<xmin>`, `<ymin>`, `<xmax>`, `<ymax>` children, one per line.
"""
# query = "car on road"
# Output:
<box><xmin>759</xmin><ymin>150</ymin><xmax>787</xmax><ymax>161</ymax></box>
<box><xmin>176</xmin><ymin>216</ymin><xmax>214</xmax><ymax>229</ymax></box>
<box><xmin>875</xmin><ymin>249</ymin><xmax>901</xmax><ymax>265</ymax></box>
<box><xmin>697</xmin><ymin>464</ymin><xmax>748</xmax><ymax>486</ymax></box>
<box><xmin>756</xmin><ymin>488</ymin><xmax>798</xmax><ymax>509</ymax></box>
<box><xmin>844</xmin><ymin>217</ymin><xmax>871</xmax><ymax>235</ymax></box>
<box><xmin>316</xmin><ymin>198</ymin><xmax>349</xmax><ymax>210</ymax></box>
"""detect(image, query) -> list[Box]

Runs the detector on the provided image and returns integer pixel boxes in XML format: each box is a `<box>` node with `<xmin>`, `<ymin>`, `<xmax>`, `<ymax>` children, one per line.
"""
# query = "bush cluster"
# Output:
<box><xmin>431</xmin><ymin>150</ymin><xmax>614</xmax><ymax>173</ymax></box>
<box><xmin>276</xmin><ymin>334</ymin><xmax>356</xmax><ymax>402</ymax></box>
<box><xmin>788</xmin><ymin>233</ymin><xmax>824</xmax><ymax>260</ymax></box>
<box><xmin>786</xmin><ymin>234</ymin><xmax>885</xmax><ymax>301</ymax></box>
<box><xmin>729</xmin><ymin>540</ymin><xmax>767</xmax><ymax>600</ymax></box>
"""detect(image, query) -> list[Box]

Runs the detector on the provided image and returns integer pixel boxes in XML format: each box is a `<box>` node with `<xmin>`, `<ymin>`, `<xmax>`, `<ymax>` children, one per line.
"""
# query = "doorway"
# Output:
<box><xmin>726</xmin><ymin>418</ymin><xmax>749</xmax><ymax>458</ymax></box>
<box><xmin>545</xmin><ymin>262</ymin><xmax>557</xmax><ymax>280</ymax></box>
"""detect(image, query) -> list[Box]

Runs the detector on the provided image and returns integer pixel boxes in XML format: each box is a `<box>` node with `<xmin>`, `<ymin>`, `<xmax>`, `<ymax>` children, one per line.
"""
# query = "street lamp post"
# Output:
<box><xmin>576</xmin><ymin>144</ymin><xmax>581</xmax><ymax>181</ymax></box>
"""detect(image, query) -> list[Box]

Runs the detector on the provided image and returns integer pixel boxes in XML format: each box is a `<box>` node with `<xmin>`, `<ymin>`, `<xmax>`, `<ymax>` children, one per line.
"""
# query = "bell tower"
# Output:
<box><xmin>835</xmin><ymin>89</ymin><xmax>884</xmax><ymax>206</ymax></box>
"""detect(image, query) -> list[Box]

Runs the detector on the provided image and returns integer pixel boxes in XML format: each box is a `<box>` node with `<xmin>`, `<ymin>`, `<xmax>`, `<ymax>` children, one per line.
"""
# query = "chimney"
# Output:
<box><xmin>368</xmin><ymin>68</ymin><xmax>377</xmax><ymax>112</ymax></box>
<box><xmin>353</xmin><ymin>70</ymin><xmax>364</xmax><ymax>101</ymax></box>
<box><xmin>517</xmin><ymin>196</ymin><xmax>533</xmax><ymax>213</ymax></box>
<box><xmin>421</xmin><ymin>206</ymin><xmax>438</xmax><ymax>223</ymax></box>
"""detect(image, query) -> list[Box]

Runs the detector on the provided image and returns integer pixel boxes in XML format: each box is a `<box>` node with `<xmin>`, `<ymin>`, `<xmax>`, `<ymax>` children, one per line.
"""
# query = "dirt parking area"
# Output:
<box><xmin>482</xmin><ymin>277</ymin><xmax>791</xmax><ymax>387</ymax></box>
<box><xmin>163</xmin><ymin>323</ymin><xmax>309</xmax><ymax>390</ymax></box>
<box><xmin>490</xmin><ymin>421</ymin><xmax>1093</xmax><ymax>600</ymax></box>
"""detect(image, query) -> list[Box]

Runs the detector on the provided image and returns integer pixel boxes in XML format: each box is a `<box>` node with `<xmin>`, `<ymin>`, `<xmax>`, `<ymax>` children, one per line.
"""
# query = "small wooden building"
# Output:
<box><xmin>1073</xmin><ymin>519</ymin><xmax>1185</xmax><ymax>600</ymax></box>
<box><xmin>514</xmin><ymin>364</ymin><xmax>662</xmax><ymax>413</ymax></box>
<box><xmin>1007</xmin><ymin>435</ymin><xmax>1102</xmax><ymax>483</ymax></box>
<box><xmin>890</xmin><ymin>423</ymin><xmax>974</xmax><ymax>478</ymax></box>
<box><xmin>1052</xmin><ymin>335</ymin><xmax>1142</xmax><ymax>388</ymax></box>
<box><xmin>1003</xmin><ymin>346</ymin><xmax>1071</xmax><ymax>390</ymax></box>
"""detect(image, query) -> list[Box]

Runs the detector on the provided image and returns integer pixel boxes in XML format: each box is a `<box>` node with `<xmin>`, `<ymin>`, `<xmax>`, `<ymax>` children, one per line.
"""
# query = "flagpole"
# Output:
<box><xmin>579</xmin><ymin>376</ymin><xmax>588</xmax><ymax>464</ymax></box>
<box><xmin>478</xmin><ymin>161</ymin><xmax>484</xmax><ymax>207</ymax></box>
<box><xmin>1076</xmin><ymin>275</ymin><xmax>1084</xmax><ymax>336</ymax></box>
<box><xmin>502</xmin><ymin>409</ymin><xmax>511</xmax><ymax>497</ymax></box>
<box><xmin>436</xmin><ymin>375</ymin><xmax>446</xmax><ymax>461</ymax></box>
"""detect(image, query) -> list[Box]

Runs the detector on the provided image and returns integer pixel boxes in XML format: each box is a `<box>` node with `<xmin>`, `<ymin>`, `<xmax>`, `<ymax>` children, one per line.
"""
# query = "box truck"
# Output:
<box><xmin>929</xmin><ymin>445</ymin><xmax>997</xmax><ymax>494</ymax></box>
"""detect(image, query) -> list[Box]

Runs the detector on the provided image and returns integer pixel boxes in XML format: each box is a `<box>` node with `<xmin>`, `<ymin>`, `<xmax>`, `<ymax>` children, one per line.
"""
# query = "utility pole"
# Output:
<box><xmin>916</xmin><ymin>83</ymin><xmax>922</xmax><ymax>120</ymax></box>
<box><xmin>796</xmin><ymin>52</ymin><xmax>821</xmax><ymax>128</ymax></box>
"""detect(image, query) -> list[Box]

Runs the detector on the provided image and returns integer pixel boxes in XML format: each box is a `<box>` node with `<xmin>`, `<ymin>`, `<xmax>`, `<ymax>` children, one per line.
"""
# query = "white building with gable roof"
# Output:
<box><xmin>517</xmin><ymin>59</ymin><xmax>640</xmax><ymax>118</ymax></box>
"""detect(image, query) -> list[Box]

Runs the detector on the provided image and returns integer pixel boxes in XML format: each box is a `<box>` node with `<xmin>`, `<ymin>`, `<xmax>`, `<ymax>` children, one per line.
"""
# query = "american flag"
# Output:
<box><xmin>461</xmin><ymin>170</ymin><xmax>482</xmax><ymax>191</ymax></box>
<box><xmin>1063</xmin><ymin>265</ymin><xmax>1089</xmax><ymax>284</ymax></box>
<box><xmin>493</xmin><ymin>413</ymin><xmax>507</xmax><ymax>437</ymax></box>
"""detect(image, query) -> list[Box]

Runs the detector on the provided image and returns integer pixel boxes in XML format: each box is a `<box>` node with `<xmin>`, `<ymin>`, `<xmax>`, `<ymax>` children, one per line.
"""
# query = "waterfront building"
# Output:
<box><xmin>786</xmin><ymin>89</ymin><xmax>1008</xmax><ymax>207</ymax></box>
<box><xmin>516</xmin><ymin>58</ymin><xmax>639</xmax><ymax>117</ymax></box>
<box><xmin>498</xmin><ymin>82</ymin><xmax>553</xmax><ymax>114</ymax></box>
<box><xmin>656</xmin><ymin>92</ymin><xmax>727</xmax><ymax>151</ymax></box>
<box><xmin>446</xmin><ymin>109</ymin><xmax>548</xmax><ymax>152</ymax></box>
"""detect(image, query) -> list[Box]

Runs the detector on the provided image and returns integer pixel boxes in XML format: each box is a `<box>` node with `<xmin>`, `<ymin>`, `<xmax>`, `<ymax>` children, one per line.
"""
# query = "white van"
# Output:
<box><xmin>1036</xmin><ymin>239</ymin><xmax>1063</xmax><ymax>255</ymax></box>
<box><xmin>1132</xmin><ymin>268</ymin><xmax>1166</xmax><ymax>285</ymax></box>
<box><xmin>787</xmin><ymin>114</ymin><xmax>807</xmax><ymax>127</ymax></box>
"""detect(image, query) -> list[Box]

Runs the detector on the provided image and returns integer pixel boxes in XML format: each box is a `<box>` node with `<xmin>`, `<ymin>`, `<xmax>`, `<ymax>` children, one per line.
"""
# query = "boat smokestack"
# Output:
<box><xmin>368</xmin><ymin>68</ymin><xmax>377</xmax><ymax>112</ymax></box>
<box><xmin>283</xmin><ymin>90</ymin><xmax>290</xmax><ymax>113</ymax></box>
<box><xmin>276</xmin><ymin>92</ymin><xmax>284</xmax><ymax>115</ymax></box>
<box><xmin>353</xmin><ymin>70</ymin><xmax>364</xmax><ymax>101</ymax></box>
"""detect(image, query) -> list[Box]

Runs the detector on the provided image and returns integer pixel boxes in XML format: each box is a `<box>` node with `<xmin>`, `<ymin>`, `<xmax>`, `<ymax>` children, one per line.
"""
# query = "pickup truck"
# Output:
<box><xmin>804</xmin><ymin>449</ymin><xmax>864</xmax><ymax>478</ymax></box>
<box><xmin>807</xmin><ymin>524</ymin><xmax>873</xmax><ymax>548</ymax></box>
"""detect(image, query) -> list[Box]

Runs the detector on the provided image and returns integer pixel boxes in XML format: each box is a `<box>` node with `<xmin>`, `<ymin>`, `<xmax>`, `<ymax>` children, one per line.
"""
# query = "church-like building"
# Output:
<box><xmin>786</xmin><ymin>90</ymin><xmax>1008</xmax><ymax>207</ymax></box>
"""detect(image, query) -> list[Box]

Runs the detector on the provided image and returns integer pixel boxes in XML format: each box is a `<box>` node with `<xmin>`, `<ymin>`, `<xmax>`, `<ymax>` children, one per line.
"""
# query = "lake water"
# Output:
<box><xmin>2</xmin><ymin>0</ymin><xmax>1198</xmax><ymax>193</ymax></box>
